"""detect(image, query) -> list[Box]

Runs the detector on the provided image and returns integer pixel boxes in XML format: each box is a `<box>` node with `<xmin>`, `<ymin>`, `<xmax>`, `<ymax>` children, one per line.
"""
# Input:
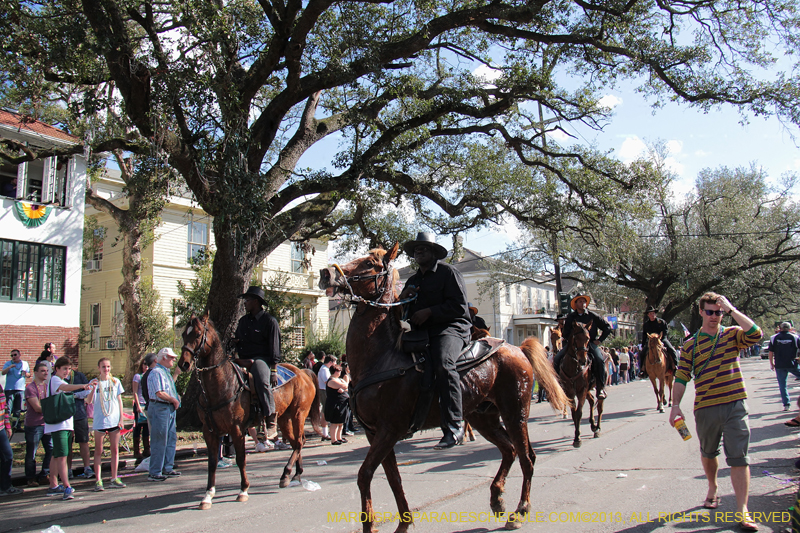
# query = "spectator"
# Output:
<box><xmin>342</xmin><ymin>363</ymin><xmax>358</xmax><ymax>435</ymax></box>
<box><xmin>767</xmin><ymin>322</ymin><xmax>800</xmax><ymax>411</ymax></box>
<box><xmin>312</xmin><ymin>350</ymin><xmax>326</xmax><ymax>375</ymax></box>
<box><xmin>147</xmin><ymin>348</ymin><xmax>182</xmax><ymax>482</ymax></box>
<box><xmin>37</xmin><ymin>343</ymin><xmax>56</xmax><ymax>378</ymax></box>
<box><xmin>610</xmin><ymin>348</ymin><xmax>620</xmax><ymax>385</ymax></box>
<box><xmin>2</xmin><ymin>349</ymin><xmax>29</xmax><ymax>426</ymax></box>
<box><xmin>317</xmin><ymin>355</ymin><xmax>336</xmax><ymax>441</ymax></box>
<box><xmin>618</xmin><ymin>348</ymin><xmax>630</xmax><ymax>384</ymax></box>
<box><xmin>45</xmin><ymin>356</ymin><xmax>94</xmax><ymax>501</ymax></box>
<box><xmin>66</xmin><ymin>363</ymin><xmax>93</xmax><ymax>479</ymax></box>
<box><xmin>0</xmin><ymin>382</ymin><xmax>23</xmax><ymax>496</ymax></box>
<box><xmin>132</xmin><ymin>356</ymin><xmax>153</xmax><ymax>464</ymax></box>
<box><xmin>87</xmin><ymin>358</ymin><xmax>126</xmax><ymax>491</ymax></box>
<box><xmin>24</xmin><ymin>362</ymin><xmax>52</xmax><ymax>487</ymax></box>
<box><xmin>324</xmin><ymin>364</ymin><xmax>350</xmax><ymax>445</ymax></box>
<box><xmin>302</xmin><ymin>351</ymin><xmax>315</xmax><ymax>370</ymax></box>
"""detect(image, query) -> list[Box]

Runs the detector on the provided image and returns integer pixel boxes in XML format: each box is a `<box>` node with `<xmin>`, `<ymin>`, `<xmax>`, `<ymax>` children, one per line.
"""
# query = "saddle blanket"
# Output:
<box><xmin>275</xmin><ymin>365</ymin><xmax>295</xmax><ymax>387</ymax></box>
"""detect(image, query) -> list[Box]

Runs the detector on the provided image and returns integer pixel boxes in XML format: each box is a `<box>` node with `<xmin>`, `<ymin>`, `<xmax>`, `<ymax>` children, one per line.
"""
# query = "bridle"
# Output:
<box><xmin>181</xmin><ymin>321</ymin><xmax>226</xmax><ymax>372</ymax></box>
<box><xmin>560</xmin><ymin>329</ymin><xmax>592</xmax><ymax>382</ymax></box>
<box><xmin>330</xmin><ymin>263</ymin><xmax>417</xmax><ymax>309</ymax></box>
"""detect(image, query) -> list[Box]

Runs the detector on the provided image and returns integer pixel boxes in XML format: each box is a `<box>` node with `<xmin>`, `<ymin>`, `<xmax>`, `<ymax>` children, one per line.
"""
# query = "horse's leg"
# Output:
<box><xmin>588</xmin><ymin>391</ymin><xmax>598</xmax><ymax>436</ymax></box>
<box><xmin>658</xmin><ymin>374</ymin><xmax>666</xmax><ymax>413</ymax></box>
<box><xmin>467</xmin><ymin>413</ymin><xmax>515</xmax><ymax>517</ymax></box>
<box><xmin>496</xmin><ymin>400</ymin><xmax>536</xmax><ymax>530</ymax></box>
<box><xmin>380</xmin><ymin>449</ymin><xmax>413</xmax><ymax>533</ymax></box>
<box><xmin>595</xmin><ymin>395</ymin><xmax>604</xmax><ymax>436</ymax></box>
<box><xmin>649</xmin><ymin>375</ymin><xmax>661</xmax><ymax>411</ymax></box>
<box><xmin>279</xmin><ymin>418</ymin><xmax>296</xmax><ymax>488</ymax></box>
<box><xmin>200</xmin><ymin>429</ymin><xmax>219</xmax><ymax>510</ymax></box>
<box><xmin>232</xmin><ymin>425</ymin><xmax>250</xmax><ymax>502</ymax></box>
<box><xmin>358</xmin><ymin>431</ymin><xmax>404</xmax><ymax>533</ymax></box>
<box><xmin>572</xmin><ymin>396</ymin><xmax>583</xmax><ymax>448</ymax></box>
<box><xmin>667</xmin><ymin>374</ymin><xmax>674</xmax><ymax>406</ymax></box>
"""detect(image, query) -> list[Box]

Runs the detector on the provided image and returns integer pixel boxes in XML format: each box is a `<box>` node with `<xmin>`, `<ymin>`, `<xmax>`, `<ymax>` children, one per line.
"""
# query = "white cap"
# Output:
<box><xmin>157</xmin><ymin>347</ymin><xmax>178</xmax><ymax>360</ymax></box>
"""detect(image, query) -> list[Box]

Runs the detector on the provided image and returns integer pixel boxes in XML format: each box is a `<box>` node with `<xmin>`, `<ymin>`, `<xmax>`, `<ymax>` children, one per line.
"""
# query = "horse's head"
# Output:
<box><xmin>647</xmin><ymin>332</ymin><xmax>663</xmax><ymax>353</ymax></box>
<box><xmin>568</xmin><ymin>321</ymin><xmax>592</xmax><ymax>364</ymax></box>
<box><xmin>180</xmin><ymin>311</ymin><xmax>218</xmax><ymax>371</ymax></box>
<box><xmin>319</xmin><ymin>243</ymin><xmax>399</xmax><ymax>302</ymax></box>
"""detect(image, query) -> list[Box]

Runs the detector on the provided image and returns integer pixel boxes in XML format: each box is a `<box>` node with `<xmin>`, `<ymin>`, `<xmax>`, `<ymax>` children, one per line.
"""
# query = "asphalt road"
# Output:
<box><xmin>4</xmin><ymin>357</ymin><xmax>798</xmax><ymax>533</ymax></box>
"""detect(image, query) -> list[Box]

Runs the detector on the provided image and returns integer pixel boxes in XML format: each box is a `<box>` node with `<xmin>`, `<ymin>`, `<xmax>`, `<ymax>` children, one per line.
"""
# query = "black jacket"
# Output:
<box><xmin>404</xmin><ymin>260</ymin><xmax>471</xmax><ymax>340</ymax></box>
<box><xmin>235</xmin><ymin>309</ymin><xmax>282</xmax><ymax>366</ymax></box>
<box><xmin>563</xmin><ymin>309</ymin><xmax>612</xmax><ymax>344</ymax></box>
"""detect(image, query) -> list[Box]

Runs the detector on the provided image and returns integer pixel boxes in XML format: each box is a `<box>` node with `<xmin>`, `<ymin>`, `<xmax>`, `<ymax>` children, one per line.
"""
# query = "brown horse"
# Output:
<box><xmin>645</xmin><ymin>333</ymin><xmax>674</xmax><ymax>413</ymax></box>
<box><xmin>550</xmin><ymin>326</ymin><xmax>563</xmax><ymax>352</ymax></box>
<box><xmin>319</xmin><ymin>244</ymin><xmax>568</xmax><ymax>533</ymax></box>
<box><xmin>178</xmin><ymin>312</ymin><xmax>322</xmax><ymax>510</ymax></box>
<box><xmin>558</xmin><ymin>322</ymin><xmax>603</xmax><ymax>448</ymax></box>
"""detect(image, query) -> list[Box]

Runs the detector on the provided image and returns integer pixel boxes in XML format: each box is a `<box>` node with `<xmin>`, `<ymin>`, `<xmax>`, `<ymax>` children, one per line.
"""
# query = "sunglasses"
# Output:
<box><xmin>703</xmin><ymin>309</ymin><xmax>725</xmax><ymax>316</ymax></box>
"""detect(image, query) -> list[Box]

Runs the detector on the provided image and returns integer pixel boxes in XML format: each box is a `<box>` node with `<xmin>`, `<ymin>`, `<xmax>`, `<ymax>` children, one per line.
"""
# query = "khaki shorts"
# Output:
<box><xmin>694</xmin><ymin>400</ymin><xmax>750</xmax><ymax>466</ymax></box>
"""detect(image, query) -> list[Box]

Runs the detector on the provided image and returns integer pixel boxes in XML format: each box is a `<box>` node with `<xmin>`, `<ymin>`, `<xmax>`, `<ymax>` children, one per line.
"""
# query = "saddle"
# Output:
<box><xmin>233</xmin><ymin>362</ymin><xmax>296</xmax><ymax>419</ymax></box>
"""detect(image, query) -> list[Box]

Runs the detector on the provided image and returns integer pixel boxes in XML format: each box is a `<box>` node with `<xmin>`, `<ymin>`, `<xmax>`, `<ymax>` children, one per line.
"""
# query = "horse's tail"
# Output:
<box><xmin>521</xmin><ymin>336</ymin><xmax>569</xmax><ymax>413</ymax></box>
<box><xmin>302</xmin><ymin>369</ymin><xmax>324</xmax><ymax>436</ymax></box>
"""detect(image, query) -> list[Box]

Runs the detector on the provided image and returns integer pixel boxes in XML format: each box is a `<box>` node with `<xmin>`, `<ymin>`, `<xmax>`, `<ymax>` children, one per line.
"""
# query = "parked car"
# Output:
<box><xmin>761</xmin><ymin>340</ymin><xmax>770</xmax><ymax>359</ymax></box>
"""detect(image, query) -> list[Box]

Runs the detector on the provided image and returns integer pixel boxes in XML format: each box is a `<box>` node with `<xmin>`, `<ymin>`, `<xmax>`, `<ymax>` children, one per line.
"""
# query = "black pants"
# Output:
<box><xmin>251</xmin><ymin>359</ymin><xmax>276</xmax><ymax>417</ymax></box>
<box><xmin>553</xmin><ymin>343</ymin><xmax>607</xmax><ymax>388</ymax></box>
<box><xmin>430</xmin><ymin>334</ymin><xmax>466</xmax><ymax>430</ymax></box>
<box><xmin>640</xmin><ymin>339</ymin><xmax>679</xmax><ymax>371</ymax></box>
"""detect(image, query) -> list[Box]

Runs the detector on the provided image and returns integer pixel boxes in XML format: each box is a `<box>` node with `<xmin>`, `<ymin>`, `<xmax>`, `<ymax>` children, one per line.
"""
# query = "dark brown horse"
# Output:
<box><xmin>646</xmin><ymin>333</ymin><xmax>674</xmax><ymax>412</ymax></box>
<box><xmin>558</xmin><ymin>322</ymin><xmax>604</xmax><ymax>448</ymax></box>
<box><xmin>319</xmin><ymin>244</ymin><xmax>568</xmax><ymax>532</ymax></box>
<box><xmin>178</xmin><ymin>312</ymin><xmax>322</xmax><ymax>510</ymax></box>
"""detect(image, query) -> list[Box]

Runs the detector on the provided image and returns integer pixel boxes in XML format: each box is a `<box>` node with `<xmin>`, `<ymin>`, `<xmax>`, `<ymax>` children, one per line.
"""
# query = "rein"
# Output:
<box><xmin>332</xmin><ymin>263</ymin><xmax>418</xmax><ymax>309</ymax></box>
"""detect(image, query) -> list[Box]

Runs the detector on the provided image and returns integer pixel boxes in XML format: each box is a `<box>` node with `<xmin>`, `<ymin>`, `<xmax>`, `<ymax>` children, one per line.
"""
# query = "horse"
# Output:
<box><xmin>558</xmin><ymin>322</ymin><xmax>604</xmax><ymax>448</ymax></box>
<box><xmin>178</xmin><ymin>312</ymin><xmax>323</xmax><ymax>510</ymax></box>
<box><xmin>319</xmin><ymin>244</ymin><xmax>568</xmax><ymax>533</ymax></box>
<box><xmin>550</xmin><ymin>326</ymin><xmax>563</xmax><ymax>352</ymax></box>
<box><xmin>645</xmin><ymin>333</ymin><xmax>674</xmax><ymax>413</ymax></box>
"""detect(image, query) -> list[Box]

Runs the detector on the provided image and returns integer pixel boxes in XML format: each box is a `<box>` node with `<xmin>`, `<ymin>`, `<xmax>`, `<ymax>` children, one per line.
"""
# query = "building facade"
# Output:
<box><xmin>0</xmin><ymin>110</ymin><xmax>87</xmax><ymax>373</ymax></box>
<box><xmin>79</xmin><ymin>170</ymin><xmax>330</xmax><ymax>373</ymax></box>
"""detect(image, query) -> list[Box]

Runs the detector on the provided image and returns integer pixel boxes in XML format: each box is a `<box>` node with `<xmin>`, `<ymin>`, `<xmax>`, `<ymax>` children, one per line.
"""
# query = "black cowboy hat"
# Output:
<box><xmin>556</xmin><ymin>313</ymin><xmax>567</xmax><ymax>320</ymax></box>
<box><xmin>645</xmin><ymin>305</ymin><xmax>658</xmax><ymax>314</ymax></box>
<box><xmin>238</xmin><ymin>286</ymin><xmax>267</xmax><ymax>306</ymax></box>
<box><xmin>403</xmin><ymin>231</ymin><xmax>448</xmax><ymax>260</ymax></box>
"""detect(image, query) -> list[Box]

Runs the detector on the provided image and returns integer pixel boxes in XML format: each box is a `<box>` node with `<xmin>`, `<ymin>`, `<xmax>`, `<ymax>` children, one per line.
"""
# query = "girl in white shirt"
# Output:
<box><xmin>87</xmin><ymin>358</ymin><xmax>126</xmax><ymax>491</ymax></box>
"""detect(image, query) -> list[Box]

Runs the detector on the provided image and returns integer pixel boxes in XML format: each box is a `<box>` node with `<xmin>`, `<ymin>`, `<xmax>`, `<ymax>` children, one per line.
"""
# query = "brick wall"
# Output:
<box><xmin>0</xmin><ymin>325</ymin><xmax>80</xmax><ymax>372</ymax></box>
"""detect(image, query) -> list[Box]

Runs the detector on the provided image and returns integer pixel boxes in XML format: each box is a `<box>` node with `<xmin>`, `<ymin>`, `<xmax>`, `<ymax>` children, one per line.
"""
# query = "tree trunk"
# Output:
<box><xmin>119</xmin><ymin>222</ymin><xmax>147</xmax><ymax>390</ymax></box>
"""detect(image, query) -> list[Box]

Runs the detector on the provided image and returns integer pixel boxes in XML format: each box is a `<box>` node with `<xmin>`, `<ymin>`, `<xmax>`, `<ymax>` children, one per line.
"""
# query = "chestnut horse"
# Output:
<box><xmin>319</xmin><ymin>244</ymin><xmax>568</xmax><ymax>533</ymax></box>
<box><xmin>645</xmin><ymin>333</ymin><xmax>674</xmax><ymax>413</ymax></box>
<box><xmin>558</xmin><ymin>322</ymin><xmax>603</xmax><ymax>448</ymax></box>
<box><xmin>178</xmin><ymin>313</ymin><xmax>322</xmax><ymax>510</ymax></box>
<box><xmin>550</xmin><ymin>326</ymin><xmax>563</xmax><ymax>352</ymax></box>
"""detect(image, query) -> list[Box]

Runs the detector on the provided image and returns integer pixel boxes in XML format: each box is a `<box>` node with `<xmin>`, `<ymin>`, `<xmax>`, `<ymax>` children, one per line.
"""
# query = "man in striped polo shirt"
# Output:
<box><xmin>669</xmin><ymin>292</ymin><xmax>762</xmax><ymax>532</ymax></box>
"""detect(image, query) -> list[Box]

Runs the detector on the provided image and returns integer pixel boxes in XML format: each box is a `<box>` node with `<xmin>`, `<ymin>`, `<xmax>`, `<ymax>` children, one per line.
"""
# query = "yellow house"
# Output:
<box><xmin>79</xmin><ymin>169</ymin><xmax>330</xmax><ymax>373</ymax></box>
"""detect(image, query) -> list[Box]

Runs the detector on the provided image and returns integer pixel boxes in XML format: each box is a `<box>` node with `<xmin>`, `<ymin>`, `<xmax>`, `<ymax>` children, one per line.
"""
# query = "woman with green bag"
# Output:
<box><xmin>45</xmin><ymin>357</ymin><xmax>93</xmax><ymax>501</ymax></box>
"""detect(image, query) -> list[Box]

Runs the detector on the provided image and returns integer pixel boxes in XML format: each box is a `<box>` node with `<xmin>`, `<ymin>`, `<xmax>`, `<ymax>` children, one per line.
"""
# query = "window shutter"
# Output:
<box><xmin>42</xmin><ymin>156</ymin><xmax>56</xmax><ymax>203</ymax></box>
<box><xmin>16</xmin><ymin>161</ymin><xmax>27</xmax><ymax>199</ymax></box>
<box><xmin>64</xmin><ymin>157</ymin><xmax>77</xmax><ymax>207</ymax></box>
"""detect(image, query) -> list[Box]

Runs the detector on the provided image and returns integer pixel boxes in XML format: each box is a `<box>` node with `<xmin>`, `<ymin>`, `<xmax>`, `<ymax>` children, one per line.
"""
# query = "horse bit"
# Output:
<box><xmin>331</xmin><ymin>263</ymin><xmax>417</xmax><ymax>309</ymax></box>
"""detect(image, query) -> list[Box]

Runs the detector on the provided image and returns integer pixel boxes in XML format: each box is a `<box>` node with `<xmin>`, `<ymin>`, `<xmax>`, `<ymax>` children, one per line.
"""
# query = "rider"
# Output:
<box><xmin>234</xmin><ymin>286</ymin><xmax>281</xmax><ymax>441</ymax></box>
<box><xmin>638</xmin><ymin>306</ymin><xmax>679</xmax><ymax>379</ymax></box>
<box><xmin>552</xmin><ymin>294</ymin><xmax>612</xmax><ymax>399</ymax></box>
<box><xmin>399</xmin><ymin>232</ymin><xmax>472</xmax><ymax>450</ymax></box>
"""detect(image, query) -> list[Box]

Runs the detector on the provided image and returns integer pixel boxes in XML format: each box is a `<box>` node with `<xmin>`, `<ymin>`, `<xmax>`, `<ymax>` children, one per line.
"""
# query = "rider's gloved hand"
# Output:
<box><xmin>270</xmin><ymin>370</ymin><xmax>279</xmax><ymax>387</ymax></box>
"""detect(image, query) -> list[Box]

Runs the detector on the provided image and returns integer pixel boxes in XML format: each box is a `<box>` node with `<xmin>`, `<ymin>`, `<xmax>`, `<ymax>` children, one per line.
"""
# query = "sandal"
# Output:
<box><xmin>739</xmin><ymin>520</ymin><xmax>759</xmax><ymax>532</ymax></box>
<box><xmin>703</xmin><ymin>496</ymin><xmax>720</xmax><ymax>509</ymax></box>
<box><xmin>785</xmin><ymin>419</ymin><xmax>800</xmax><ymax>427</ymax></box>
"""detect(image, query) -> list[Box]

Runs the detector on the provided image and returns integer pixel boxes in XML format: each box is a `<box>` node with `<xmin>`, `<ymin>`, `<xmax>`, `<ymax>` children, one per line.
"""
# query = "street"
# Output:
<box><xmin>3</xmin><ymin>356</ymin><xmax>798</xmax><ymax>533</ymax></box>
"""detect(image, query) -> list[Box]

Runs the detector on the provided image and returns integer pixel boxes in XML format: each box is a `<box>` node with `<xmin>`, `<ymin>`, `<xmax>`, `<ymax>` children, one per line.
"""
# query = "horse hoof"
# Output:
<box><xmin>573</xmin><ymin>440</ymin><xmax>581</xmax><ymax>448</ymax></box>
<box><xmin>199</xmin><ymin>502</ymin><xmax>212</xmax><ymax>510</ymax></box>
<box><xmin>593</xmin><ymin>430</ymin><xmax>601</xmax><ymax>438</ymax></box>
<box><xmin>504</xmin><ymin>519</ymin><xmax>524</xmax><ymax>530</ymax></box>
<box><xmin>658</xmin><ymin>407</ymin><xmax>664</xmax><ymax>413</ymax></box>
<box><xmin>236</xmin><ymin>493</ymin><xmax>249</xmax><ymax>502</ymax></box>
<box><xmin>279</xmin><ymin>477</ymin><xmax>290</xmax><ymax>488</ymax></box>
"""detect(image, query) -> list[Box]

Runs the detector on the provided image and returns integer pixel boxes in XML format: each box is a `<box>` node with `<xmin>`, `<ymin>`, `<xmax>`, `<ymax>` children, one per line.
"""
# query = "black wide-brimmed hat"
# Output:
<box><xmin>645</xmin><ymin>305</ymin><xmax>658</xmax><ymax>314</ymax></box>
<box><xmin>238</xmin><ymin>286</ymin><xmax>267</xmax><ymax>306</ymax></box>
<box><xmin>403</xmin><ymin>232</ymin><xmax>448</xmax><ymax>260</ymax></box>
<box><xmin>556</xmin><ymin>313</ymin><xmax>567</xmax><ymax>320</ymax></box>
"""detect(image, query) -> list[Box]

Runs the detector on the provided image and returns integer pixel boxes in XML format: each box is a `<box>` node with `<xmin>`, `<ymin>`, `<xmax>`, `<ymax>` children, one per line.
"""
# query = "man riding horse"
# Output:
<box><xmin>398</xmin><ymin>232</ymin><xmax>472</xmax><ymax>450</ymax></box>
<box><xmin>233</xmin><ymin>286</ymin><xmax>280</xmax><ymax>440</ymax></box>
<box><xmin>638</xmin><ymin>306</ymin><xmax>679</xmax><ymax>379</ymax></box>
<box><xmin>553</xmin><ymin>294</ymin><xmax>611</xmax><ymax>399</ymax></box>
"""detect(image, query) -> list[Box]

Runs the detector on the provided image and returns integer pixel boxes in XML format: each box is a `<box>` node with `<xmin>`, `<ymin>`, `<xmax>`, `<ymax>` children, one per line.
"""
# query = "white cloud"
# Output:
<box><xmin>597</xmin><ymin>94</ymin><xmax>623</xmax><ymax>110</ymax></box>
<box><xmin>664</xmin><ymin>156</ymin><xmax>685</xmax><ymax>176</ymax></box>
<box><xmin>547</xmin><ymin>129</ymin><xmax>572</xmax><ymax>143</ymax></box>
<box><xmin>694</xmin><ymin>149</ymin><xmax>711</xmax><ymax>157</ymax></box>
<box><xmin>472</xmin><ymin>64</ymin><xmax>502</xmax><ymax>85</ymax></box>
<box><xmin>665</xmin><ymin>139</ymin><xmax>683</xmax><ymax>155</ymax></box>
<box><xmin>618</xmin><ymin>136</ymin><xmax>648</xmax><ymax>163</ymax></box>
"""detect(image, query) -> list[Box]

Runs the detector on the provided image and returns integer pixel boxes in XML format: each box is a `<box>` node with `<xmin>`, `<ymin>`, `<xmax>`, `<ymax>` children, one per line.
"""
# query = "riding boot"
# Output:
<box><xmin>265</xmin><ymin>412</ymin><xmax>278</xmax><ymax>440</ymax></box>
<box><xmin>434</xmin><ymin>421</ymin><xmax>465</xmax><ymax>450</ymax></box>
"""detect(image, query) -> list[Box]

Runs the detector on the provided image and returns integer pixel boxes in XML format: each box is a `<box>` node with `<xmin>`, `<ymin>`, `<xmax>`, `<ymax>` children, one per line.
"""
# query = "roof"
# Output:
<box><xmin>0</xmin><ymin>109</ymin><xmax>79</xmax><ymax>144</ymax></box>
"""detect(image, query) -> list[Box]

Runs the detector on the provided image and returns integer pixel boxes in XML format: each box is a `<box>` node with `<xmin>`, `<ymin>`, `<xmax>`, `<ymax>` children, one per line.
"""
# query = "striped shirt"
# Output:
<box><xmin>0</xmin><ymin>385</ymin><xmax>10</xmax><ymax>433</ymax></box>
<box><xmin>676</xmin><ymin>324</ymin><xmax>762</xmax><ymax>411</ymax></box>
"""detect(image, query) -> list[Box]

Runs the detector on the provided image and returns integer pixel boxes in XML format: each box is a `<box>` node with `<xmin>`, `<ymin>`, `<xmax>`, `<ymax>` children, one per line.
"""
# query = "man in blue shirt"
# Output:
<box><xmin>147</xmin><ymin>348</ymin><xmax>182</xmax><ymax>482</ymax></box>
<box><xmin>768</xmin><ymin>322</ymin><xmax>800</xmax><ymax>411</ymax></box>
<box><xmin>2</xmin><ymin>349</ymin><xmax>29</xmax><ymax>425</ymax></box>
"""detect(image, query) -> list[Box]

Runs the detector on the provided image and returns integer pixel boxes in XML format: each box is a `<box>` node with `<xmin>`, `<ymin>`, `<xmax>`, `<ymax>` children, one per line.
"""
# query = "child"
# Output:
<box><xmin>87</xmin><ymin>358</ymin><xmax>126</xmax><ymax>490</ymax></box>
